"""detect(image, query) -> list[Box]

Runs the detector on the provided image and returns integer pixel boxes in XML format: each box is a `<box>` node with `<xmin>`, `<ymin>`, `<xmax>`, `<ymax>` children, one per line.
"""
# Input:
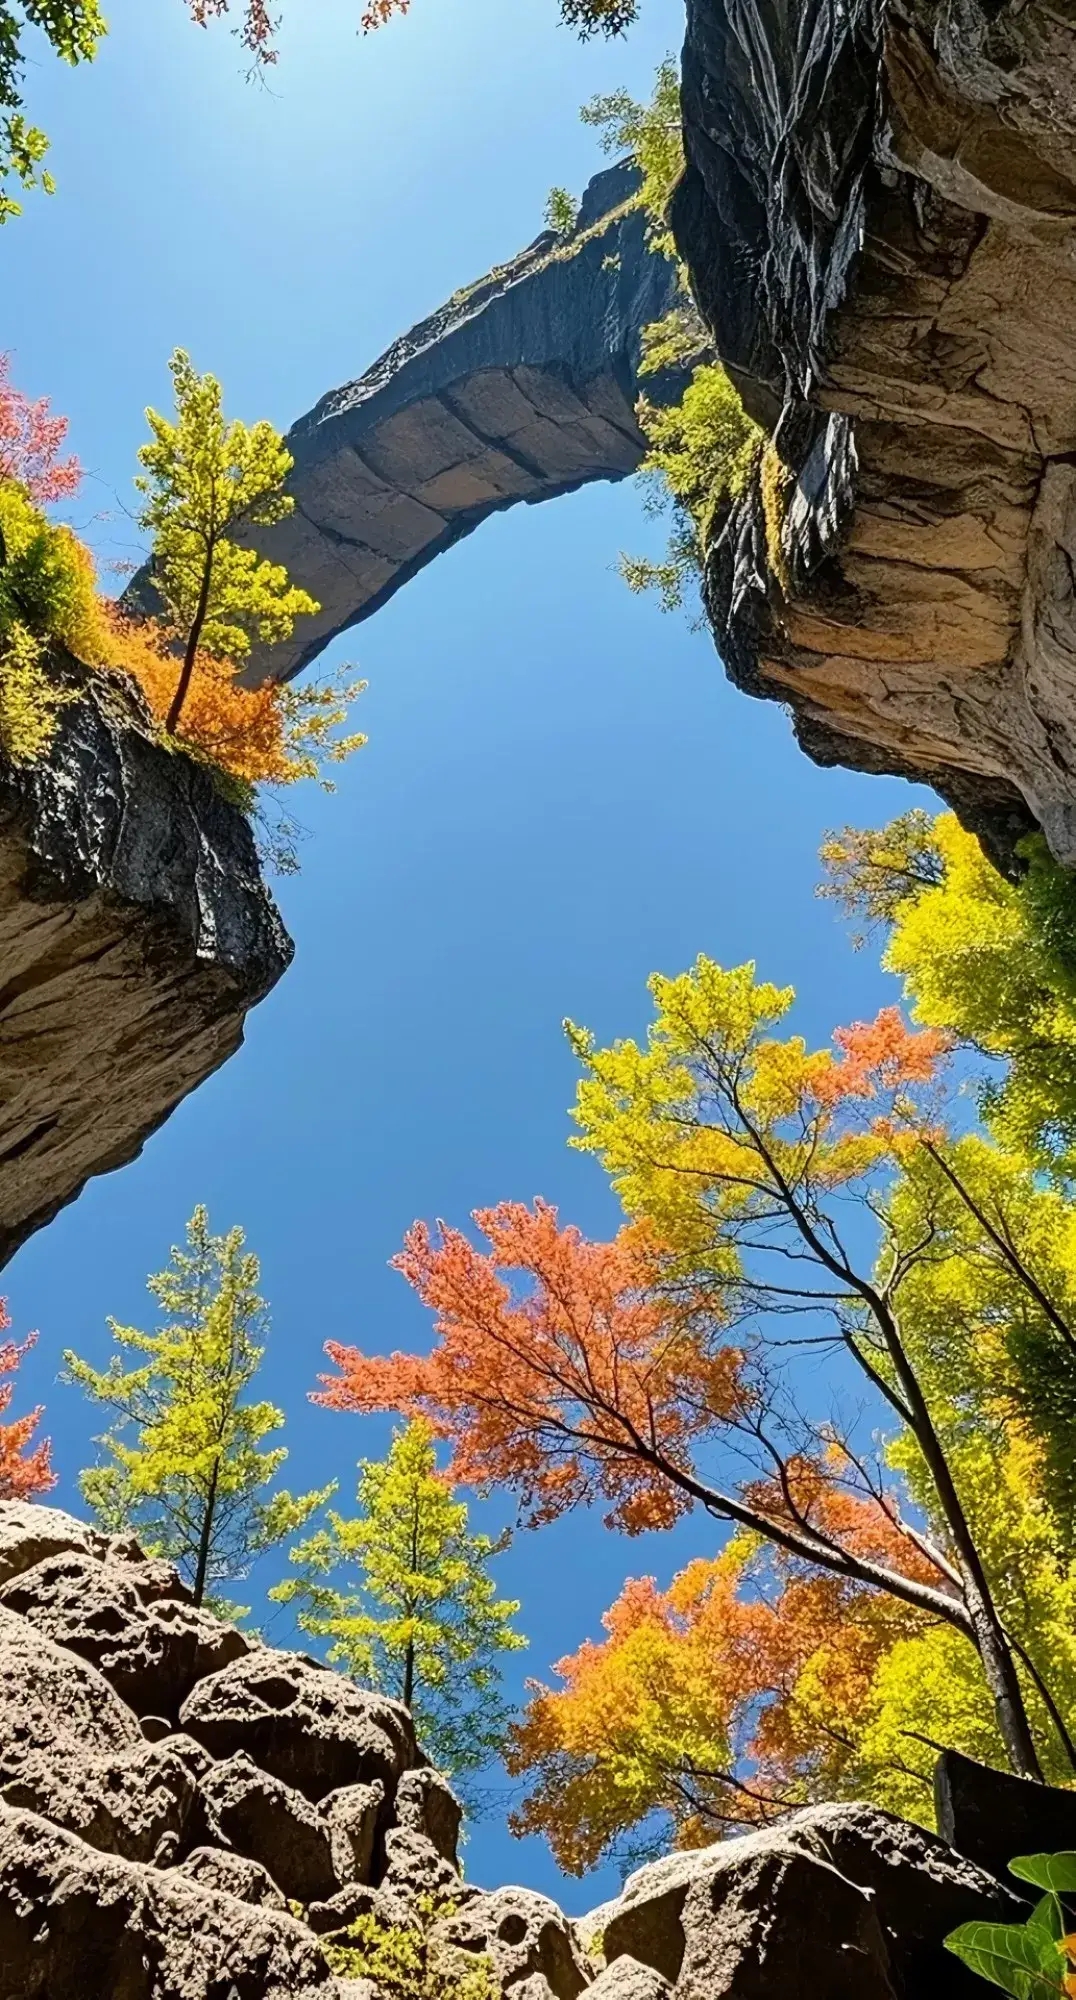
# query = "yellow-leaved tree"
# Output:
<box><xmin>65</xmin><ymin>1206</ymin><xmax>332</xmax><ymax>1614</ymax></box>
<box><xmin>136</xmin><ymin>349</ymin><xmax>319</xmax><ymax>734</ymax></box>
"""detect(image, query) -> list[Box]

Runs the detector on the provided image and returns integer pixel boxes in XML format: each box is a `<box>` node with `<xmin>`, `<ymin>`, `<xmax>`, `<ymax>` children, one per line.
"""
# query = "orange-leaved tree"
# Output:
<box><xmin>505</xmin><ymin>1512</ymin><xmax>925</xmax><ymax>1872</ymax></box>
<box><xmin>0</xmin><ymin>1313</ymin><xmax>53</xmax><ymax>1499</ymax></box>
<box><xmin>318</xmin><ymin>959</ymin><xmax>1076</xmax><ymax>1828</ymax></box>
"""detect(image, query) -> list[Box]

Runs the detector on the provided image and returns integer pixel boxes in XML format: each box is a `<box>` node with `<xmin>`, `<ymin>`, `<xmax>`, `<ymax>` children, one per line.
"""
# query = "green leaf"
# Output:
<box><xmin>945</xmin><ymin>1919</ymin><xmax>1064</xmax><ymax>1998</ymax></box>
<box><xmin>1026</xmin><ymin>1895</ymin><xmax>1066</xmax><ymax>1946</ymax></box>
<box><xmin>1012</xmin><ymin>1856</ymin><xmax>1076</xmax><ymax>1896</ymax></box>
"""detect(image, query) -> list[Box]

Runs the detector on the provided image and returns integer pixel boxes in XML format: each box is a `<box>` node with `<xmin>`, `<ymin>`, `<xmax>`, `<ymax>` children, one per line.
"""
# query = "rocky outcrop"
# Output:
<box><xmin>0</xmin><ymin>1499</ymin><xmax>1053</xmax><ymax>2000</ymax></box>
<box><xmin>0</xmin><ymin>660</ymin><xmax>291</xmax><ymax>1267</ymax></box>
<box><xmin>182</xmin><ymin>162</ymin><xmax>681</xmax><ymax>686</ymax></box>
<box><xmin>674</xmin><ymin>0</ymin><xmax>1076</xmax><ymax>873</ymax></box>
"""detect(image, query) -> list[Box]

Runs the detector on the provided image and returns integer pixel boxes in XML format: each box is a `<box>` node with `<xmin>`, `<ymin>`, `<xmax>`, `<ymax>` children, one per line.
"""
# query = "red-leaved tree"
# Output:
<box><xmin>315</xmin><ymin>965</ymin><xmax>1076</xmax><ymax>1788</ymax></box>
<box><xmin>0</xmin><ymin>1314</ymin><xmax>53</xmax><ymax>1499</ymax></box>
<box><xmin>0</xmin><ymin>356</ymin><xmax>81</xmax><ymax>504</ymax></box>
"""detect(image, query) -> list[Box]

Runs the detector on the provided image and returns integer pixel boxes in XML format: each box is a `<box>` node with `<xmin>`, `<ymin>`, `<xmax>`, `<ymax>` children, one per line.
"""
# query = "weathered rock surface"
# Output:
<box><xmin>176</xmin><ymin>1842</ymin><xmax>290</xmax><ymax>1910</ymax></box>
<box><xmin>2</xmin><ymin>1735</ymin><xmax>198</xmax><ymax>1865</ymax></box>
<box><xmin>393</xmin><ymin>1764</ymin><xmax>462</xmax><ymax>1867</ymax></box>
<box><xmin>675</xmin><ymin>0</ymin><xmax>1076</xmax><ymax>872</ymax></box>
<box><xmin>198</xmin><ymin>1750</ymin><xmax>341</xmax><ymax>1905</ymax></box>
<box><xmin>0</xmin><ymin>1548</ymin><xmax>248</xmax><ymax>1717</ymax></box>
<box><xmin>0</xmin><ymin>660</ymin><xmax>291</xmax><ymax>1267</ymax></box>
<box><xmin>0</xmin><ymin>1802</ymin><xmax>334</xmax><ymax>1999</ymax></box>
<box><xmin>179</xmin><ymin>1647</ymin><xmax>416</xmax><ymax>1801</ymax></box>
<box><xmin>596</xmin><ymin>1802</ymin><xmax>1022</xmax><ymax>1998</ymax></box>
<box><xmin>0</xmin><ymin>1503</ymin><xmax>1062</xmax><ymax>2000</ymax></box>
<box><xmin>125</xmin><ymin>163</ymin><xmax>682</xmax><ymax>687</ymax></box>
<box><xmin>937</xmin><ymin>1746</ymin><xmax>1076</xmax><ymax>1878</ymax></box>
<box><xmin>431</xmin><ymin>1886</ymin><xmax>590</xmax><ymax>2000</ymax></box>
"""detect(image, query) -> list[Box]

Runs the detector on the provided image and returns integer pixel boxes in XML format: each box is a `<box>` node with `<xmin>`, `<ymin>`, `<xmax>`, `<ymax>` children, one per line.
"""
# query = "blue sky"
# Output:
<box><xmin>1</xmin><ymin>0</ymin><xmax>932</xmax><ymax>1909</ymax></box>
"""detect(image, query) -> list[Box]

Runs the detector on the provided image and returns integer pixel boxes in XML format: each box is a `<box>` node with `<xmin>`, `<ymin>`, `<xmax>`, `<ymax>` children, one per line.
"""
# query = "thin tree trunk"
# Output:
<box><xmin>966</xmin><ymin>1588</ymin><xmax>1044</xmax><ymax>1780</ymax></box>
<box><xmin>167</xmin><ymin>548</ymin><xmax>213</xmax><ymax>734</ymax></box>
<box><xmin>403</xmin><ymin>1637</ymin><xmax>415</xmax><ymax>1713</ymax></box>
<box><xmin>192</xmin><ymin>1456</ymin><xmax>220</xmax><ymax>1609</ymax></box>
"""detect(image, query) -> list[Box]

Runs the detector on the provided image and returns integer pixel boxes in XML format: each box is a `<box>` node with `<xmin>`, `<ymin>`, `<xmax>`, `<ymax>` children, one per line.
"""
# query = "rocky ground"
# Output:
<box><xmin>0</xmin><ymin>1499</ymin><xmax>1044</xmax><ymax>1998</ymax></box>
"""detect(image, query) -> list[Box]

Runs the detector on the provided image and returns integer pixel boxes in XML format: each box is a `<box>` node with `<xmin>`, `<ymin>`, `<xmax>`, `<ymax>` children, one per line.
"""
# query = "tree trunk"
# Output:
<box><xmin>403</xmin><ymin>1636</ymin><xmax>415</xmax><ymax>1713</ymax></box>
<box><xmin>192</xmin><ymin>1456</ymin><xmax>220</xmax><ymax>1609</ymax></box>
<box><xmin>167</xmin><ymin>550</ymin><xmax>213</xmax><ymax>735</ymax></box>
<box><xmin>967</xmin><ymin>1586</ymin><xmax>1043</xmax><ymax>1781</ymax></box>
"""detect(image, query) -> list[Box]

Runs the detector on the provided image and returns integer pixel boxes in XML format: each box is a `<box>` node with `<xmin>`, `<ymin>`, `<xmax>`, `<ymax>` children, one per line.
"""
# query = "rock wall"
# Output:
<box><xmin>675</xmin><ymin>0</ymin><xmax>1076</xmax><ymax>873</ymax></box>
<box><xmin>0</xmin><ymin>1499</ymin><xmax>1036</xmax><ymax>1999</ymax></box>
<box><xmin>0</xmin><ymin>662</ymin><xmax>291</xmax><ymax>1268</ymax></box>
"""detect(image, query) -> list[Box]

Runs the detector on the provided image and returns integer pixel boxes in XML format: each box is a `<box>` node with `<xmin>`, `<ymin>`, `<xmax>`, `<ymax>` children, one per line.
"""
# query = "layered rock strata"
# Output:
<box><xmin>0</xmin><ymin>1499</ymin><xmax>1036</xmax><ymax>1999</ymax></box>
<box><xmin>675</xmin><ymin>0</ymin><xmax>1076</xmax><ymax>872</ymax></box>
<box><xmin>0</xmin><ymin>662</ymin><xmax>291</xmax><ymax>1267</ymax></box>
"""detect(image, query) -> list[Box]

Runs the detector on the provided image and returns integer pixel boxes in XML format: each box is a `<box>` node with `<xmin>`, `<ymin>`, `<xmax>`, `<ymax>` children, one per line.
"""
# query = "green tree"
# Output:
<box><xmin>543</xmin><ymin>186</ymin><xmax>577</xmax><ymax>237</ymax></box>
<box><xmin>819</xmin><ymin>810</ymin><xmax>1076</xmax><ymax>1174</ymax></box>
<box><xmin>272</xmin><ymin>1418</ymin><xmax>525</xmax><ymax>1797</ymax></box>
<box><xmin>0</xmin><ymin>1</ymin><xmax>104</xmax><ymax>223</ymax></box>
<box><xmin>65</xmin><ymin>1205</ymin><xmax>331</xmax><ymax>1613</ymax></box>
<box><xmin>136</xmin><ymin>350</ymin><xmax>318</xmax><ymax>734</ymax></box>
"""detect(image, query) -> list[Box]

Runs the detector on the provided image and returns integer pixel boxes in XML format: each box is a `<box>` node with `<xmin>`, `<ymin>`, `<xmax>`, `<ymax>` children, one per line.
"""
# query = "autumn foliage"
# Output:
<box><xmin>319</xmin><ymin>1200</ymin><xmax>747</xmax><ymax>1537</ymax></box>
<box><xmin>0</xmin><ymin>1312</ymin><xmax>53</xmax><ymax>1500</ymax></box>
<box><xmin>0</xmin><ymin>355</ymin><xmax>81</xmax><ymax>503</ymax></box>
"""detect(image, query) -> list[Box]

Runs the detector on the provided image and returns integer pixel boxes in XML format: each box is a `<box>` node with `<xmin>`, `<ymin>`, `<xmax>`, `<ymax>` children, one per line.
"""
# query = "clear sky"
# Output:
<box><xmin>1</xmin><ymin>0</ymin><xmax>932</xmax><ymax>1911</ymax></box>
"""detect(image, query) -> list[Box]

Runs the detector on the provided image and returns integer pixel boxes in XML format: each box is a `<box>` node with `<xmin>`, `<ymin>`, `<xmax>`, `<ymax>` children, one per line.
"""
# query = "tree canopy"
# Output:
<box><xmin>316</xmin><ymin>934</ymin><xmax>1076</xmax><ymax>1864</ymax></box>
<box><xmin>272</xmin><ymin>1417</ymin><xmax>525</xmax><ymax>1801</ymax></box>
<box><xmin>66</xmin><ymin>1205</ymin><xmax>331</xmax><ymax>1612</ymax></box>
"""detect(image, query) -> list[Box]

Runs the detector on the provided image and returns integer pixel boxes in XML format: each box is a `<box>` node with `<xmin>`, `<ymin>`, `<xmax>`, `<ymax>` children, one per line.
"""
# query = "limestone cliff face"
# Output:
<box><xmin>674</xmin><ymin>0</ymin><xmax>1076</xmax><ymax>872</ymax></box>
<box><xmin>0</xmin><ymin>662</ymin><xmax>291</xmax><ymax>1267</ymax></box>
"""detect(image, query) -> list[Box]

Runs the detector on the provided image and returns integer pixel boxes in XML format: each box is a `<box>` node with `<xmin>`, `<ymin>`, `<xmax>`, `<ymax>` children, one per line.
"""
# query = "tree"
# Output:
<box><xmin>272</xmin><ymin>1417</ymin><xmax>525</xmax><ymax>1799</ymax></box>
<box><xmin>65</xmin><ymin>1205</ymin><xmax>331</xmax><ymax>1611</ymax></box>
<box><xmin>136</xmin><ymin>350</ymin><xmax>318</xmax><ymax>734</ymax></box>
<box><xmin>820</xmin><ymin>809</ymin><xmax>1076</xmax><ymax>1175</ymax></box>
<box><xmin>316</xmin><ymin>960</ymin><xmax>1076</xmax><ymax>1798</ymax></box>
<box><xmin>0</xmin><ymin>356</ymin><xmax>81</xmax><ymax>502</ymax></box>
<box><xmin>543</xmin><ymin>187</ymin><xmax>577</xmax><ymax>237</ymax></box>
<box><xmin>0</xmin><ymin>1316</ymin><xmax>53</xmax><ymax>1499</ymax></box>
<box><xmin>188</xmin><ymin>0</ymin><xmax>641</xmax><ymax>61</ymax></box>
<box><xmin>0</xmin><ymin>1</ymin><xmax>104</xmax><ymax>222</ymax></box>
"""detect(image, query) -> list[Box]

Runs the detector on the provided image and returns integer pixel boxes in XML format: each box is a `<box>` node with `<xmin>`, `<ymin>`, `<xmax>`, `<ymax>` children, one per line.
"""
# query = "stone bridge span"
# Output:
<box><xmin>241</xmin><ymin>163</ymin><xmax>681</xmax><ymax>683</ymax></box>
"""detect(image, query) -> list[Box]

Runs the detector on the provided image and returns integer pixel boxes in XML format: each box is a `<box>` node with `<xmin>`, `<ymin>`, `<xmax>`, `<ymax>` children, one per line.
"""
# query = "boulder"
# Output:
<box><xmin>322</xmin><ymin>1779</ymin><xmax>383</xmax><ymax>1886</ymax></box>
<box><xmin>0</xmin><ymin>1802</ymin><xmax>334</xmax><ymax>1998</ymax></box>
<box><xmin>394</xmin><ymin>1766</ymin><xmax>462</xmax><ymax>1867</ymax></box>
<box><xmin>0</xmin><ymin>1550</ymin><xmax>248</xmax><ymax>1717</ymax></box>
<box><xmin>382</xmin><ymin>1824</ymin><xmax>461</xmax><ymax>1906</ymax></box>
<box><xmin>197</xmin><ymin>1749</ymin><xmax>339</xmax><ymax>1905</ymax></box>
<box><xmin>677</xmin><ymin>1845</ymin><xmax>897</xmax><ymax>1999</ymax></box>
<box><xmin>601</xmin><ymin>1804</ymin><xmax>1022</xmax><ymax>1997</ymax></box>
<box><xmin>0</xmin><ymin>1501</ymin><xmax>100</xmax><ymax>1589</ymax></box>
<box><xmin>100</xmin><ymin>1536</ymin><xmax>194</xmax><ymax>1604</ymax></box>
<box><xmin>177</xmin><ymin>1844</ymin><xmax>289</xmax><ymax>1910</ymax></box>
<box><xmin>1</xmin><ymin>1738</ymin><xmax>198</xmax><ymax>1864</ymax></box>
<box><xmin>0</xmin><ymin>1603</ymin><xmax>141</xmax><ymax>1793</ymax></box>
<box><xmin>307</xmin><ymin>1880</ymin><xmax>419</xmax><ymax>1939</ymax></box>
<box><xmin>582</xmin><ymin>1959</ymin><xmax>670</xmax><ymax>2000</ymax></box>
<box><xmin>936</xmin><ymin>1750</ymin><xmax>1076</xmax><ymax>1881</ymax></box>
<box><xmin>179</xmin><ymin>1649</ymin><xmax>416</xmax><ymax>1801</ymax></box>
<box><xmin>431</xmin><ymin>1886</ymin><xmax>590</xmax><ymax>2000</ymax></box>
